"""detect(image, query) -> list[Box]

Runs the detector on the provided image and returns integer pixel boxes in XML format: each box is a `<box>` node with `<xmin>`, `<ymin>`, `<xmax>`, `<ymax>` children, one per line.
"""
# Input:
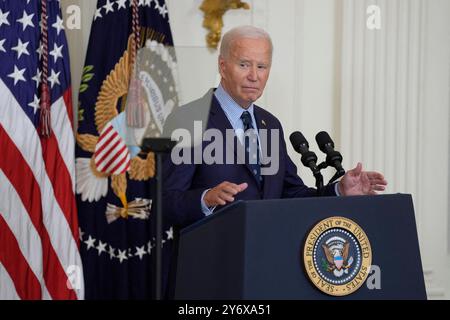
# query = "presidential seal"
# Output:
<box><xmin>303</xmin><ymin>216</ymin><xmax>372</xmax><ymax>296</ymax></box>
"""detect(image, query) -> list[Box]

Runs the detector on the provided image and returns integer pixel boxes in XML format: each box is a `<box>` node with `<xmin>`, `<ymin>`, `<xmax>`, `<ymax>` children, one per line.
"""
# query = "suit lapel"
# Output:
<box><xmin>208</xmin><ymin>96</ymin><xmax>241</xmax><ymax>160</ymax></box>
<box><xmin>208</xmin><ymin>96</ymin><xmax>232</xmax><ymax>132</ymax></box>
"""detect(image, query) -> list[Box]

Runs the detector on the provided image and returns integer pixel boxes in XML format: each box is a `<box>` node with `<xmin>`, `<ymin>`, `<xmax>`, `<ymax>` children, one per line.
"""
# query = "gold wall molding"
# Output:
<box><xmin>200</xmin><ymin>0</ymin><xmax>250</xmax><ymax>49</ymax></box>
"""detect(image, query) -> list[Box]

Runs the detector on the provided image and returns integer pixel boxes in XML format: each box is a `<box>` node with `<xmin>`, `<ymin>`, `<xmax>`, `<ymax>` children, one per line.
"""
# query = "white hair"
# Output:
<box><xmin>219</xmin><ymin>25</ymin><xmax>273</xmax><ymax>60</ymax></box>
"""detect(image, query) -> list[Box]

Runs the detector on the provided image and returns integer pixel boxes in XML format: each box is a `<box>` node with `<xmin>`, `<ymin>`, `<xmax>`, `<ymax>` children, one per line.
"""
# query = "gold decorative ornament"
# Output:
<box><xmin>200</xmin><ymin>0</ymin><xmax>250</xmax><ymax>49</ymax></box>
<box><xmin>76</xmin><ymin>132</ymin><xmax>97</xmax><ymax>153</ymax></box>
<box><xmin>303</xmin><ymin>216</ymin><xmax>372</xmax><ymax>296</ymax></box>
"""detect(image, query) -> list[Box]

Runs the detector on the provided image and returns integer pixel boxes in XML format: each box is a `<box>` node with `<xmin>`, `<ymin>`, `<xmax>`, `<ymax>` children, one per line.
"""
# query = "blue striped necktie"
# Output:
<box><xmin>240</xmin><ymin>111</ymin><xmax>263</xmax><ymax>188</ymax></box>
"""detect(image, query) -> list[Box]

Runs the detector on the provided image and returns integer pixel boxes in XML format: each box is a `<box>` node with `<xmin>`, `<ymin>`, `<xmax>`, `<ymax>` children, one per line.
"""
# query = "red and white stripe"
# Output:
<box><xmin>0</xmin><ymin>79</ymin><xmax>84</xmax><ymax>299</ymax></box>
<box><xmin>94</xmin><ymin>123</ymin><xmax>131</xmax><ymax>175</ymax></box>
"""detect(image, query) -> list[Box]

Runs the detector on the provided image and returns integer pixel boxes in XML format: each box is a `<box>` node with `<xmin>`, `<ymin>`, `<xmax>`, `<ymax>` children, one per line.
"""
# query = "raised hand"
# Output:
<box><xmin>338</xmin><ymin>163</ymin><xmax>388</xmax><ymax>196</ymax></box>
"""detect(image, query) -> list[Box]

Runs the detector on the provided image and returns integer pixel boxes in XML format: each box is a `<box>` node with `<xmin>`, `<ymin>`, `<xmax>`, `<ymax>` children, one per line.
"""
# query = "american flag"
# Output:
<box><xmin>0</xmin><ymin>0</ymin><xmax>83</xmax><ymax>299</ymax></box>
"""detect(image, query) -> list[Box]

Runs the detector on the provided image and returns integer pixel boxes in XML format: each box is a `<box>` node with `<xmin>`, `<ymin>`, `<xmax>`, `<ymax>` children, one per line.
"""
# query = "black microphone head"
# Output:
<box><xmin>315</xmin><ymin>131</ymin><xmax>334</xmax><ymax>153</ymax></box>
<box><xmin>290</xmin><ymin>131</ymin><xmax>309</xmax><ymax>154</ymax></box>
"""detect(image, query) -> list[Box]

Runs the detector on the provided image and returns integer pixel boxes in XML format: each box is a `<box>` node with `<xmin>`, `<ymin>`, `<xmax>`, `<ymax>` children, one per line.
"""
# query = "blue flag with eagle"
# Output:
<box><xmin>76</xmin><ymin>0</ymin><xmax>178</xmax><ymax>299</ymax></box>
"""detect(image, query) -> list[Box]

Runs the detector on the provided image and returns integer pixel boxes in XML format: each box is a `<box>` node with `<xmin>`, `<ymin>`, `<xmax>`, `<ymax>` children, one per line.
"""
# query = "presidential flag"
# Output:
<box><xmin>0</xmin><ymin>0</ymin><xmax>83</xmax><ymax>299</ymax></box>
<box><xmin>76</xmin><ymin>0</ymin><xmax>178</xmax><ymax>299</ymax></box>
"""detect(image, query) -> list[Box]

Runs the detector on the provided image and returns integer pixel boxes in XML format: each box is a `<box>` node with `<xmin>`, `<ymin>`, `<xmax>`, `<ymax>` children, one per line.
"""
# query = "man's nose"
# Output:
<box><xmin>247</xmin><ymin>66</ymin><xmax>258</xmax><ymax>81</ymax></box>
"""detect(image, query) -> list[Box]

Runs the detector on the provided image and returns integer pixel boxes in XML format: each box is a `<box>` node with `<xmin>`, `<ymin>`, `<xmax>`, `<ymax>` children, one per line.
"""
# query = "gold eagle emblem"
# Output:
<box><xmin>77</xmin><ymin>35</ymin><xmax>155</xmax><ymax>220</ymax></box>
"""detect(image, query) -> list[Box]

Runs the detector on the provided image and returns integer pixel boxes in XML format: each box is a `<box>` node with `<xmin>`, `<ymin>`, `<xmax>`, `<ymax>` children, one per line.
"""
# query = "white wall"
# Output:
<box><xmin>418</xmin><ymin>0</ymin><xmax>450</xmax><ymax>298</ymax></box>
<box><xmin>339</xmin><ymin>0</ymin><xmax>450</xmax><ymax>299</ymax></box>
<box><xmin>62</xmin><ymin>0</ymin><xmax>450</xmax><ymax>299</ymax></box>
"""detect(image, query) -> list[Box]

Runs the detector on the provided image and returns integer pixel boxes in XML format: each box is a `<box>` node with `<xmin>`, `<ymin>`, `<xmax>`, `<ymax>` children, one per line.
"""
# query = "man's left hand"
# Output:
<box><xmin>338</xmin><ymin>162</ymin><xmax>388</xmax><ymax>196</ymax></box>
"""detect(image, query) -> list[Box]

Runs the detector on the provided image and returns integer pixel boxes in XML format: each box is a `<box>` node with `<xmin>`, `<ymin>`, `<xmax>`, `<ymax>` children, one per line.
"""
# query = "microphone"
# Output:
<box><xmin>315</xmin><ymin>131</ymin><xmax>345</xmax><ymax>174</ymax></box>
<box><xmin>289</xmin><ymin>131</ymin><xmax>320</xmax><ymax>175</ymax></box>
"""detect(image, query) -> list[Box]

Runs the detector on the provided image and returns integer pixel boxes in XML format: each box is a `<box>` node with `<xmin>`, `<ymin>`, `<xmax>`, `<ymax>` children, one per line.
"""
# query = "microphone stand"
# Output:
<box><xmin>141</xmin><ymin>137</ymin><xmax>176</xmax><ymax>300</ymax></box>
<box><xmin>312</xmin><ymin>167</ymin><xmax>324</xmax><ymax>196</ymax></box>
<box><xmin>317</xmin><ymin>161</ymin><xmax>346</xmax><ymax>185</ymax></box>
<box><xmin>329</xmin><ymin>169</ymin><xmax>345</xmax><ymax>184</ymax></box>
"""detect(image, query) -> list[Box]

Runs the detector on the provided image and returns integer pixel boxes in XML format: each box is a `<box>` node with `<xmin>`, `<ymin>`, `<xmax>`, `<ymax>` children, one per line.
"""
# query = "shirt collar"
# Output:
<box><xmin>214</xmin><ymin>84</ymin><xmax>255</xmax><ymax>128</ymax></box>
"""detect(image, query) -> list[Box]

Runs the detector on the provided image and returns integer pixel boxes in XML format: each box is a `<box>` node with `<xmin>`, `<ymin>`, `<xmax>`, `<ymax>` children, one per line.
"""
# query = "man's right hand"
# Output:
<box><xmin>204</xmin><ymin>181</ymin><xmax>248</xmax><ymax>207</ymax></box>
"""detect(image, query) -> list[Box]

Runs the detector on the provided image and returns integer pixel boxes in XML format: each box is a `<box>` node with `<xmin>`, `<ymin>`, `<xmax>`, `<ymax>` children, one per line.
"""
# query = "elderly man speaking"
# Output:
<box><xmin>162</xmin><ymin>25</ymin><xmax>387</xmax><ymax>228</ymax></box>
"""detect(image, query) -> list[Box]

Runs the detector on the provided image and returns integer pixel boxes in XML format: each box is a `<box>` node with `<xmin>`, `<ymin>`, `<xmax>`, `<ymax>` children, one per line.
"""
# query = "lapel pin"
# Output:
<box><xmin>261</xmin><ymin>120</ymin><xmax>266</xmax><ymax>126</ymax></box>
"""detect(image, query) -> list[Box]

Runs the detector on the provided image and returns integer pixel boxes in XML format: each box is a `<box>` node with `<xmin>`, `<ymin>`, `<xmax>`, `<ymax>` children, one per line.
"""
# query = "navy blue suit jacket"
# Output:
<box><xmin>162</xmin><ymin>89</ymin><xmax>337</xmax><ymax>228</ymax></box>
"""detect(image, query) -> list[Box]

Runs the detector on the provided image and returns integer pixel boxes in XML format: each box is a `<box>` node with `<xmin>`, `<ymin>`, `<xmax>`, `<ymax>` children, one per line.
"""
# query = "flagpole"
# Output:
<box><xmin>142</xmin><ymin>138</ymin><xmax>176</xmax><ymax>300</ymax></box>
<box><xmin>155</xmin><ymin>151</ymin><xmax>163</xmax><ymax>299</ymax></box>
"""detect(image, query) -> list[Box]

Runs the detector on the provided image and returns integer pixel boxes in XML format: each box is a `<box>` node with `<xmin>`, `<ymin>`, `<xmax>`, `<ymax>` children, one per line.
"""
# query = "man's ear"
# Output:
<box><xmin>218</xmin><ymin>55</ymin><xmax>226</xmax><ymax>78</ymax></box>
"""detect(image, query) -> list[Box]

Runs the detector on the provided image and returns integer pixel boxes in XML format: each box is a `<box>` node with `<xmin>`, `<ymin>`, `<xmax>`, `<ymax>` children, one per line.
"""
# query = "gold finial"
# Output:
<box><xmin>200</xmin><ymin>0</ymin><xmax>250</xmax><ymax>50</ymax></box>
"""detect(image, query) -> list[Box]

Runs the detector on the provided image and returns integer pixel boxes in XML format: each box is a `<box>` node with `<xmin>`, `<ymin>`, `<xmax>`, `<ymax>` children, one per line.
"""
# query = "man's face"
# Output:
<box><xmin>219</xmin><ymin>37</ymin><xmax>272</xmax><ymax>109</ymax></box>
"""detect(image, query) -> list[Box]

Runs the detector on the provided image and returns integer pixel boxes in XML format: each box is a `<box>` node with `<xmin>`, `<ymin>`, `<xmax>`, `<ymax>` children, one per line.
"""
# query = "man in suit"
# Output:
<box><xmin>162</xmin><ymin>25</ymin><xmax>387</xmax><ymax>229</ymax></box>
